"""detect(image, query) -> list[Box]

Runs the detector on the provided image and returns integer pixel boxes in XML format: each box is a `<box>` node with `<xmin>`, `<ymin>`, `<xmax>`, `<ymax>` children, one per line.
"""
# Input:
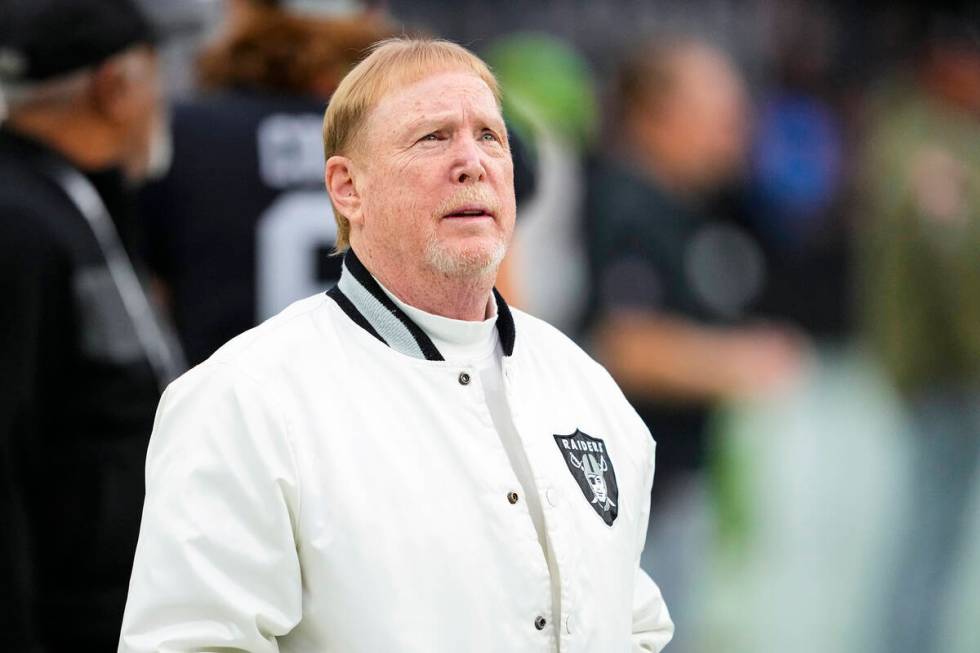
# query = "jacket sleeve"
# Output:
<box><xmin>631</xmin><ymin>569</ymin><xmax>674</xmax><ymax>652</ymax></box>
<box><xmin>119</xmin><ymin>361</ymin><xmax>303</xmax><ymax>652</ymax></box>
<box><xmin>631</xmin><ymin>431</ymin><xmax>674</xmax><ymax>652</ymax></box>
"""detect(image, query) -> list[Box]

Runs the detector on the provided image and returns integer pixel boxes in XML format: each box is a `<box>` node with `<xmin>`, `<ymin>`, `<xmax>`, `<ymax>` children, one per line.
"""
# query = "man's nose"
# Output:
<box><xmin>451</xmin><ymin>136</ymin><xmax>487</xmax><ymax>184</ymax></box>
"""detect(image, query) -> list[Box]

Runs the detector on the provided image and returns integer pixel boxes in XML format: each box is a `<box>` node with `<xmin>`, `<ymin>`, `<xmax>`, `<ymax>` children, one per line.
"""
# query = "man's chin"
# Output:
<box><xmin>424</xmin><ymin>238</ymin><xmax>507</xmax><ymax>278</ymax></box>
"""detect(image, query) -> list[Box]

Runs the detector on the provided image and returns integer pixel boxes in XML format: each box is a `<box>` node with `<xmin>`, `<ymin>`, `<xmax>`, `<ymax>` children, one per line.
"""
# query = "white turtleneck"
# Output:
<box><xmin>376</xmin><ymin>280</ymin><xmax>552</xmax><ymax>564</ymax></box>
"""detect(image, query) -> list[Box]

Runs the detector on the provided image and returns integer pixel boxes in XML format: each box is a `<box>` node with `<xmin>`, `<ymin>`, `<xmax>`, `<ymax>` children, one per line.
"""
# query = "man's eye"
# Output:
<box><xmin>419</xmin><ymin>133</ymin><xmax>441</xmax><ymax>142</ymax></box>
<box><xmin>480</xmin><ymin>131</ymin><xmax>499</xmax><ymax>142</ymax></box>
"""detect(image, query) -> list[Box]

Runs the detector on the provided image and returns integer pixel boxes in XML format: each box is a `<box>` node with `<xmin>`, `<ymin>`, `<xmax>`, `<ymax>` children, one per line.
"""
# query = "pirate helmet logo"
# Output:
<box><xmin>553</xmin><ymin>429</ymin><xmax>619</xmax><ymax>526</ymax></box>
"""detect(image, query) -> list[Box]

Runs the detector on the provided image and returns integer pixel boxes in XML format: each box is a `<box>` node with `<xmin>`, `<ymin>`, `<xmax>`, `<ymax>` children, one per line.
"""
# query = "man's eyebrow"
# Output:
<box><xmin>402</xmin><ymin>115</ymin><xmax>447</xmax><ymax>133</ymax></box>
<box><xmin>401</xmin><ymin>111</ymin><xmax>506</xmax><ymax>134</ymax></box>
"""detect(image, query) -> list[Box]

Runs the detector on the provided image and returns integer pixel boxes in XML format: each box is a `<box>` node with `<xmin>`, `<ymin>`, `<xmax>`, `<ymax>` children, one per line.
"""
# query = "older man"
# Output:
<box><xmin>120</xmin><ymin>38</ymin><xmax>672</xmax><ymax>653</ymax></box>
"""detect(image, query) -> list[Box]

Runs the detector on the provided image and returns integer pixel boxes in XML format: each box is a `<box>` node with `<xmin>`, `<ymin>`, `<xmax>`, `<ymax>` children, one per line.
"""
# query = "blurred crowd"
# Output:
<box><xmin>1</xmin><ymin>0</ymin><xmax>978</xmax><ymax>651</ymax></box>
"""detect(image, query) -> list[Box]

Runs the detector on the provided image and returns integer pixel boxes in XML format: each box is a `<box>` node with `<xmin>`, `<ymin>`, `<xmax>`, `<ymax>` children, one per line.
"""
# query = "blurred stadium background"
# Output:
<box><xmin>4</xmin><ymin>0</ymin><xmax>979</xmax><ymax>651</ymax></box>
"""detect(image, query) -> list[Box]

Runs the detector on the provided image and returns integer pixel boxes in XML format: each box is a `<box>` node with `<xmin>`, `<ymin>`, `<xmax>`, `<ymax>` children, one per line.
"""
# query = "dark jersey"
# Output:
<box><xmin>141</xmin><ymin>88</ymin><xmax>538</xmax><ymax>366</ymax></box>
<box><xmin>0</xmin><ymin>127</ymin><xmax>173</xmax><ymax>651</ymax></box>
<box><xmin>141</xmin><ymin>90</ymin><xmax>336</xmax><ymax>365</ymax></box>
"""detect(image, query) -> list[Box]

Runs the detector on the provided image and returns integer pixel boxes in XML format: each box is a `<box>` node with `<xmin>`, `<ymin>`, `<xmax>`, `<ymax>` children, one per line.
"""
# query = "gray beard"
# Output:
<box><xmin>424</xmin><ymin>235</ymin><xmax>507</xmax><ymax>278</ymax></box>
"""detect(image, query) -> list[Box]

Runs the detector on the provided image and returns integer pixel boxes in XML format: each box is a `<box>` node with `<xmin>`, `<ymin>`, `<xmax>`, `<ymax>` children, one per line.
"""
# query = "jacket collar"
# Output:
<box><xmin>326</xmin><ymin>248</ymin><xmax>516</xmax><ymax>361</ymax></box>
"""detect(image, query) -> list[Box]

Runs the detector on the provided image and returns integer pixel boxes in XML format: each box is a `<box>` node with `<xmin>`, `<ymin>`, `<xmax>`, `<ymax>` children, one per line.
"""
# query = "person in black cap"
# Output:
<box><xmin>0</xmin><ymin>0</ymin><xmax>184</xmax><ymax>650</ymax></box>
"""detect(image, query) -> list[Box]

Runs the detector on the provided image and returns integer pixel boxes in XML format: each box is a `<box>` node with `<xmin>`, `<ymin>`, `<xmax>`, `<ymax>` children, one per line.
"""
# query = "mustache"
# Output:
<box><xmin>433</xmin><ymin>186</ymin><xmax>500</xmax><ymax>217</ymax></box>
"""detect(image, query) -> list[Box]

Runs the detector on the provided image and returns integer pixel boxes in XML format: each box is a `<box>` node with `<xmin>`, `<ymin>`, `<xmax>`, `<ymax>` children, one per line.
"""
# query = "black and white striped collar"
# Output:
<box><xmin>326</xmin><ymin>248</ymin><xmax>516</xmax><ymax>361</ymax></box>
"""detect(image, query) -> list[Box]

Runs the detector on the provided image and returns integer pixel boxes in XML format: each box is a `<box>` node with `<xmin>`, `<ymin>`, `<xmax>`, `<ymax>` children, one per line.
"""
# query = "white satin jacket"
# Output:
<box><xmin>119</xmin><ymin>249</ymin><xmax>673</xmax><ymax>653</ymax></box>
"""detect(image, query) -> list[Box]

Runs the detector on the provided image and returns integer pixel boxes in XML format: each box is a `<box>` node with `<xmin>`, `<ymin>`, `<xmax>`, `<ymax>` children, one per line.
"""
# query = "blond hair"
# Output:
<box><xmin>323</xmin><ymin>37</ymin><xmax>501</xmax><ymax>251</ymax></box>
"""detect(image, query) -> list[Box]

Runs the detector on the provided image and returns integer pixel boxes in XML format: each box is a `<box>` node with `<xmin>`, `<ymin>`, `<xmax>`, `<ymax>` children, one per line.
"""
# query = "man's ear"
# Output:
<box><xmin>325</xmin><ymin>155</ymin><xmax>363</xmax><ymax>226</ymax></box>
<box><xmin>89</xmin><ymin>58</ymin><xmax>129</xmax><ymax>124</ymax></box>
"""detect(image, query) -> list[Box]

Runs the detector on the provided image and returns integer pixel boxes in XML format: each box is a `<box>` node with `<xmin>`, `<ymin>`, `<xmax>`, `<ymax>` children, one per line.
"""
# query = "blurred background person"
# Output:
<box><xmin>0</xmin><ymin>0</ymin><xmax>183</xmax><ymax>649</ymax></box>
<box><xmin>581</xmin><ymin>38</ymin><xmax>805</xmax><ymax>650</ymax></box>
<box><xmin>585</xmin><ymin>37</ymin><xmax>805</xmax><ymax>512</ymax></box>
<box><xmin>741</xmin><ymin>0</ymin><xmax>852</xmax><ymax>340</ymax></box>
<box><xmin>139</xmin><ymin>0</ymin><xmax>395</xmax><ymax>366</ymax></box>
<box><xmin>858</xmin><ymin>13</ymin><xmax>980</xmax><ymax>653</ymax></box>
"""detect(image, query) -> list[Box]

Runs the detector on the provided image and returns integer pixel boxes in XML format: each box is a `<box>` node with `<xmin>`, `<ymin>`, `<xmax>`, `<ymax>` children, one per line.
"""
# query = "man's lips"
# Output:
<box><xmin>442</xmin><ymin>206</ymin><xmax>495</xmax><ymax>219</ymax></box>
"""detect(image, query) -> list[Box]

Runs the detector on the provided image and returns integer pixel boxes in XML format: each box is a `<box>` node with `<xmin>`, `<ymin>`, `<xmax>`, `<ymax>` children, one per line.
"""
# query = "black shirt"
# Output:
<box><xmin>0</xmin><ymin>127</ymin><xmax>169</xmax><ymax>651</ymax></box>
<box><xmin>584</xmin><ymin>156</ymin><xmax>766</xmax><ymax>489</ymax></box>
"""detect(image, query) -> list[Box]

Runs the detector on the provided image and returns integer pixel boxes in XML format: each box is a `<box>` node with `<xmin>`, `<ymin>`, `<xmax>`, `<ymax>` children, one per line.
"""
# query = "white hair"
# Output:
<box><xmin>0</xmin><ymin>47</ymin><xmax>151</xmax><ymax>119</ymax></box>
<box><xmin>0</xmin><ymin>67</ymin><xmax>93</xmax><ymax>119</ymax></box>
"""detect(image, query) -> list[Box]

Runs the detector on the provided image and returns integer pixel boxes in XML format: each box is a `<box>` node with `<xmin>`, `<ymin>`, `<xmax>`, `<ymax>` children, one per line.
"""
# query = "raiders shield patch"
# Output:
<box><xmin>554</xmin><ymin>430</ymin><xmax>619</xmax><ymax>526</ymax></box>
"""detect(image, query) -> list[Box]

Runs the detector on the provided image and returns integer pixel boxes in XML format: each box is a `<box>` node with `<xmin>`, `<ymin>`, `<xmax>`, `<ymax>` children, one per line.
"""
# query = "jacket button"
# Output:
<box><xmin>534</xmin><ymin>616</ymin><xmax>547</xmax><ymax>630</ymax></box>
<box><xmin>507</xmin><ymin>491</ymin><xmax>519</xmax><ymax>504</ymax></box>
<box><xmin>458</xmin><ymin>372</ymin><xmax>471</xmax><ymax>385</ymax></box>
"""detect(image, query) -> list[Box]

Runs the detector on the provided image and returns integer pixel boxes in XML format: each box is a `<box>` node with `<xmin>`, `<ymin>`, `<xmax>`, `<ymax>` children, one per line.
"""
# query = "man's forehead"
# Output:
<box><xmin>346</xmin><ymin>68</ymin><xmax>503</xmax><ymax>155</ymax></box>
<box><xmin>373</xmin><ymin>70</ymin><xmax>500</xmax><ymax>118</ymax></box>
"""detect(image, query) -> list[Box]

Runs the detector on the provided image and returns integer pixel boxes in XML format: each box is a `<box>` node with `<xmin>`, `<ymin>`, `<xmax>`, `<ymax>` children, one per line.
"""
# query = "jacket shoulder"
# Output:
<box><xmin>0</xmin><ymin>156</ymin><xmax>75</xmax><ymax>228</ymax></box>
<box><xmin>192</xmin><ymin>293</ymin><xmax>335</xmax><ymax>376</ymax></box>
<box><xmin>511</xmin><ymin>308</ymin><xmax>607</xmax><ymax>376</ymax></box>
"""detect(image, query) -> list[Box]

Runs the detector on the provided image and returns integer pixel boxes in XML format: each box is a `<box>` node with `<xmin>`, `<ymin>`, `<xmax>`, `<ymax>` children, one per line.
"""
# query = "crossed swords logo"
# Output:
<box><xmin>568</xmin><ymin>452</ymin><xmax>616</xmax><ymax>512</ymax></box>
